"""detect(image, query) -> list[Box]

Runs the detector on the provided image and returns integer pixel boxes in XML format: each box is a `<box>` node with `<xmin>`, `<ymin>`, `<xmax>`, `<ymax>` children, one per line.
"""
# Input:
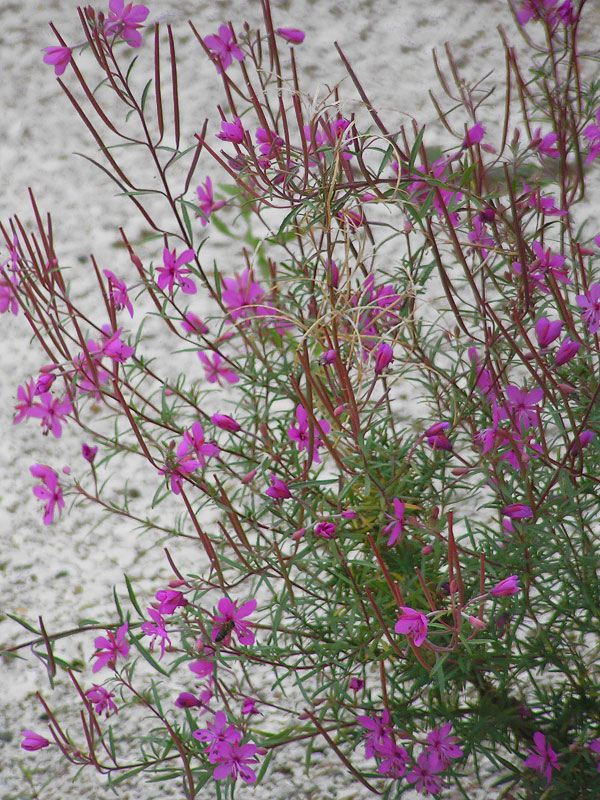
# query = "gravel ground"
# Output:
<box><xmin>0</xmin><ymin>1</ymin><xmax>587</xmax><ymax>798</ymax></box>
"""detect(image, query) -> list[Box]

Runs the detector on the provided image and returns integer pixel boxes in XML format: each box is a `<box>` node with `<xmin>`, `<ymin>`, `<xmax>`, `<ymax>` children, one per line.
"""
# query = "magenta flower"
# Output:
<box><xmin>193</xmin><ymin>711</ymin><xmax>241</xmax><ymax>758</ymax></box>
<box><xmin>554</xmin><ymin>337</ymin><xmax>580</xmax><ymax>366</ymax></box>
<box><xmin>265</xmin><ymin>473</ymin><xmax>291</xmax><ymax>501</ymax></box>
<box><xmin>513</xmin><ymin>241</ymin><xmax>570</xmax><ymax>293</ymax></box>
<box><xmin>255</xmin><ymin>127</ymin><xmax>284</xmax><ymax>160</ymax></box>
<box><xmin>468</xmin><ymin>218</ymin><xmax>495</xmax><ymax>259</ymax></box>
<box><xmin>196</xmin><ymin>177</ymin><xmax>226</xmax><ymax>225</ymax></box>
<box><xmin>241</xmin><ymin>697</ymin><xmax>260</xmax><ymax>716</ymax></box>
<box><xmin>21</xmin><ymin>730</ymin><xmax>50</xmax><ymax>751</ymax></box>
<box><xmin>211</xmin><ymin>413</ymin><xmax>241</xmax><ymax>433</ymax></box>
<box><xmin>175</xmin><ymin>692</ymin><xmax>203</xmax><ymax>709</ymax></box>
<box><xmin>384</xmin><ymin>498</ymin><xmax>406</xmax><ymax>547</ymax></box>
<box><xmin>0</xmin><ymin>274</ymin><xmax>19</xmax><ymax>315</ymax></box>
<box><xmin>490</xmin><ymin>575</ymin><xmax>521</xmax><ymax>597</ymax></box>
<box><xmin>583</xmin><ymin>111</ymin><xmax>600</xmax><ymax>162</ymax></box>
<box><xmin>155</xmin><ymin>589</ymin><xmax>188</xmax><ymax>615</ymax></box>
<box><xmin>222</xmin><ymin>268</ymin><xmax>265</xmax><ymax>320</ymax></box>
<box><xmin>180</xmin><ymin>422</ymin><xmax>220</xmax><ymax>467</ymax></box>
<box><xmin>158</xmin><ymin>449</ymin><xmax>202</xmax><ymax>495</ymax></box>
<box><xmin>29</xmin><ymin>392</ymin><xmax>72</xmax><ymax>438</ymax></box>
<box><xmin>104</xmin><ymin>0</ymin><xmax>150</xmax><ymax>48</ymax></box>
<box><xmin>211</xmin><ymin>597</ymin><xmax>257</xmax><ymax>646</ymax></box>
<box><xmin>568</xmin><ymin>429</ymin><xmax>596</xmax><ymax>456</ymax></box>
<box><xmin>30</xmin><ymin>464</ymin><xmax>64</xmax><ymax>525</ymax></box>
<box><xmin>523</xmin><ymin>732</ymin><xmax>560</xmax><ymax>784</ymax></box>
<box><xmin>427</xmin><ymin>723</ymin><xmax>464</xmax><ymax>765</ymax></box>
<box><xmin>14</xmin><ymin>380</ymin><xmax>39</xmax><ymax>424</ymax></box>
<box><xmin>198</xmin><ymin>351</ymin><xmax>239</xmax><ymax>385</ymax></box>
<box><xmin>535</xmin><ymin>317</ymin><xmax>563</xmax><ymax>349</ymax></box>
<box><xmin>463</xmin><ymin>122</ymin><xmax>485</xmax><ymax>146</ymax></box>
<box><xmin>516</xmin><ymin>0</ymin><xmax>558</xmax><ymax>25</ymax></box>
<box><xmin>92</xmin><ymin>623</ymin><xmax>129</xmax><ymax>673</ymax></box>
<box><xmin>576</xmin><ymin>283</ymin><xmax>600</xmax><ymax>334</ymax></box>
<box><xmin>157</xmin><ymin>247</ymin><xmax>196</xmax><ymax>295</ymax></box>
<box><xmin>524</xmin><ymin>184</ymin><xmax>567</xmax><ymax>217</ymax></box>
<box><xmin>531</xmin><ymin>127</ymin><xmax>559</xmax><ymax>159</ymax></box>
<box><xmin>407</xmin><ymin>750</ymin><xmax>445</xmax><ymax>795</ymax></box>
<box><xmin>374</xmin><ymin>342</ymin><xmax>394</xmax><ymax>374</ymax></box>
<box><xmin>394</xmin><ymin>607</ymin><xmax>429</xmax><ymax>647</ymax></box>
<box><xmin>101</xmin><ymin>327</ymin><xmax>135</xmax><ymax>363</ymax></box>
<box><xmin>35</xmin><ymin>373</ymin><xmax>56</xmax><ymax>395</ymax></box>
<box><xmin>357</xmin><ymin>709</ymin><xmax>394</xmax><ymax>759</ymax></box>
<box><xmin>348</xmin><ymin>676</ymin><xmax>364</xmax><ymax>692</ymax></box>
<box><xmin>217</xmin><ymin>117</ymin><xmax>245</xmax><ymax>144</ymax></box>
<box><xmin>85</xmin><ymin>685</ymin><xmax>117</xmax><ymax>717</ymax></box>
<box><xmin>82</xmin><ymin>443</ymin><xmax>98</xmax><ymax>463</ymax></box>
<box><xmin>589</xmin><ymin>739</ymin><xmax>600</xmax><ymax>772</ymax></box>
<box><xmin>204</xmin><ymin>24</ymin><xmax>245</xmax><ymax>73</ymax></box>
<box><xmin>425</xmin><ymin>421</ymin><xmax>452</xmax><ymax>451</ymax></box>
<box><xmin>314</xmin><ymin>521</ymin><xmax>336</xmax><ymax>539</ymax></box>
<box><xmin>189</xmin><ymin>659</ymin><xmax>214</xmax><ymax>679</ymax></box>
<box><xmin>43</xmin><ymin>46</ymin><xmax>72</xmax><ymax>76</ymax></box>
<box><xmin>212</xmin><ymin>740</ymin><xmax>259</xmax><ymax>783</ymax></box>
<box><xmin>502</xmin><ymin>503</ymin><xmax>533</xmax><ymax>519</ymax></box>
<box><xmin>288</xmin><ymin>404</ymin><xmax>331</xmax><ymax>464</ymax></box>
<box><xmin>103</xmin><ymin>270</ymin><xmax>133</xmax><ymax>317</ymax></box>
<box><xmin>505</xmin><ymin>384</ymin><xmax>543</xmax><ymax>429</ymax></box>
<box><xmin>181</xmin><ymin>312</ymin><xmax>208</xmax><ymax>335</ymax></box>
<box><xmin>377</xmin><ymin>740</ymin><xmax>410</xmax><ymax>778</ymax></box>
<box><xmin>276</xmin><ymin>27</ymin><xmax>305</xmax><ymax>44</ymax></box>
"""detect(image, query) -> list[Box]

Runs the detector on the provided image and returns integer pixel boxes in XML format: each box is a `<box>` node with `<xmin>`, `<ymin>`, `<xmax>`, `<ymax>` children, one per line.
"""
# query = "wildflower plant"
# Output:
<box><xmin>3</xmin><ymin>0</ymin><xmax>600</xmax><ymax>797</ymax></box>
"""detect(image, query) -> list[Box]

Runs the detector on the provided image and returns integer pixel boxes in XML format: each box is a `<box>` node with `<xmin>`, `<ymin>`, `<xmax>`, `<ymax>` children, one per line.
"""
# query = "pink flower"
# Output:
<box><xmin>14</xmin><ymin>380</ymin><xmax>39</xmax><ymax>424</ymax></box>
<box><xmin>255</xmin><ymin>127</ymin><xmax>283</xmax><ymax>159</ymax></box>
<box><xmin>30</xmin><ymin>464</ymin><xmax>64</xmax><ymax>525</ymax></box>
<box><xmin>85</xmin><ymin>685</ymin><xmax>117</xmax><ymax>717</ymax></box>
<box><xmin>502</xmin><ymin>503</ymin><xmax>533</xmax><ymax>519</ymax></box>
<box><xmin>576</xmin><ymin>283</ymin><xmax>600</xmax><ymax>334</ymax></box>
<box><xmin>92</xmin><ymin>623</ymin><xmax>129</xmax><ymax>673</ymax></box>
<box><xmin>589</xmin><ymin>738</ymin><xmax>600</xmax><ymax>772</ymax></box>
<box><xmin>180</xmin><ymin>421</ymin><xmax>220</xmax><ymax>467</ymax></box>
<box><xmin>21</xmin><ymin>730</ymin><xmax>50</xmax><ymax>751</ymax></box>
<box><xmin>407</xmin><ymin>750</ymin><xmax>445</xmax><ymax>795</ymax></box>
<box><xmin>314</xmin><ymin>521</ymin><xmax>336</xmax><ymax>539</ymax></box>
<box><xmin>198</xmin><ymin>351</ymin><xmax>239</xmax><ymax>385</ymax></box>
<box><xmin>287</xmin><ymin>404</ymin><xmax>331</xmax><ymax>464</ymax></box>
<box><xmin>43</xmin><ymin>46</ymin><xmax>72</xmax><ymax>76</ymax></box>
<box><xmin>196</xmin><ymin>177</ymin><xmax>225</xmax><ymax>225</ymax></box>
<box><xmin>181</xmin><ymin>312</ymin><xmax>208</xmax><ymax>335</ymax></box>
<box><xmin>384</xmin><ymin>498</ymin><xmax>406</xmax><ymax>547</ymax></box>
<box><xmin>583</xmin><ymin>112</ymin><xmax>600</xmax><ymax>162</ymax></box>
<box><xmin>101</xmin><ymin>327</ymin><xmax>135</xmax><ymax>363</ymax></box>
<box><xmin>468</xmin><ymin>218</ymin><xmax>495</xmax><ymax>258</ymax></box>
<box><xmin>211</xmin><ymin>597</ymin><xmax>257</xmax><ymax>646</ymax></box>
<box><xmin>156</xmin><ymin>247</ymin><xmax>196</xmax><ymax>295</ymax></box>
<box><xmin>377</xmin><ymin>740</ymin><xmax>410</xmax><ymax>778</ymax></box>
<box><xmin>516</xmin><ymin>0</ymin><xmax>557</xmax><ymax>25</ymax></box>
<box><xmin>212</xmin><ymin>740</ymin><xmax>259</xmax><ymax>783</ymax></box>
<box><xmin>427</xmin><ymin>723</ymin><xmax>464</xmax><ymax>765</ymax></box>
<box><xmin>535</xmin><ymin>317</ymin><xmax>563</xmax><ymax>348</ymax></box>
<box><xmin>348</xmin><ymin>676</ymin><xmax>364</xmax><ymax>692</ymax></box>
<box><xmin>241</xmin><ymin>697</ymin><xmax>260</xmax><ymax>716</ymax></box>
<box><xmin>155</xmin><ymin>589</ymin><xmax>188</xmax><ymax>615</ymax></box>
<box><xmin>523</xmin><ymin>184</ymin><xmax>567</xmax><ymax>217</ymax></box>
<box><xmin>490</xmin><ymin>575</ymin><xmax>521</xmax><ymax>596</ymax></box>
<box><xmin>221</xmin><ymin>268</ymin><xmax>265</xmax><ymax>320</ymax></box>
<box><xmin>531</xmin><ymin>127</ymin><xmax>559</xmax><ymax>159</ymax></box>
<box><xmin>158</xmin><ymin>449</ymin><xmax>202</xmax><ymax>495</ymax></box>
<box><xmin>28</xmin><ymin>392</ymin><xmax>72</xmax><ymax>438</ymax></box>
<box><xmin>523</xmin><ymin>732</ymin><xmax>560</xmax><ymax>784</ymax></box>
<box><xmin>103</xmin><ymin>270</ymin><xmax>133</xmax><ymax>317</ymax></box>
<box><xmin>104</xmin><ymin>0</ymin><xmax>150</xmax><ymax>48</ymax></box>
<box><xmin>265</xmin><ymin>474</ymin><xmax>291</xmax><ymax>501</ymax></box>
<box><xmin>82</xmin><ymin>443</ymin><xmax>98</xmax><ymax>463</ymax></box>
<box><xmin>374</xmin><ymin>342</ymin><xmax>394</xmax><ymax>374</ymax></box>
<box><xmin>504</xmin><ymin>384</ymin><xmax>543</xmax><ymax>429</ymax></box>
<box><xmin>394</xmin><ymin>607</ymin><xmax>429</xmax><ymax>647</ymax></box>
<box><xmin>554</xmin><ymin>337</ymin><xmax>580</xmax><ymax>366</ymax></box>
<box><xmin>204</xmin><ymin>24</ymin><xmax>245</xmax><ymax>73</ymax></box>
<box><xmin>357</xmin><ymin>709</ymin><xmax>394</xmax><ymax>759</ymax></box>
<box><xmin>189</xmin><ymin>659</ymin><xmax>215</xmax><ymax>679</ymax></box>
<box><xmin>568</xmin><ymin>429</ymin><xmax>596</xmax><ymax>456</ymax></box>
<box><xmin>464</xmin><ymin>122</ymin><xmax>485</xmax><ymax>146</ymax></box>
<box><xmin>276</xmin><ymin>27</ymin><xmax>305</xmax><ymax>44</ymax></box>
<box><xmin>211</xmin><ymin>413</ymin><xmax>241</xmax><ymax>432</ymax></box>
<box><xmin>193</xmin><ymin>711</ymin><xmax>240</xmax><ymax>759</ymax></box>
<box><xmin>217</xmin><ymin>117</ymin><xmax>245</xmax><ymax>144</ymax></box>
<box><xmin>425</xmin><ymin>421</ymin><xmax>452</xmax><ymax>451</ymax></box>
<box><xmin>175</xmin><ymin>692</ymin><xmax>203</xmax><ymax>708</ymax></box>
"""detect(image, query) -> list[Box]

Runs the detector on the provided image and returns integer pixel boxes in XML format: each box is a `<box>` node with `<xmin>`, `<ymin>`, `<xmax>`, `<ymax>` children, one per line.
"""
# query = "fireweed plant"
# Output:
<box><xmin>3</xmin><ymin>0</ymin><xmax>600</xmax><ymax>797</ymax></box>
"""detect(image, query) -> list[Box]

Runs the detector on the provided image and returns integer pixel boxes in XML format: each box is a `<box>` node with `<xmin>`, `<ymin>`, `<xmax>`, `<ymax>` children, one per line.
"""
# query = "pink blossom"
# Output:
<box><xmin>568</xmin><ymin>429</ymin><xmax>596</xmax><ymax>456</ymax></box>
<box><xmin>588</xmin><ymin>738</ymin><xmax>600</xmax><ymax>772</ymax></box>
<box><xmin>535</xmin><ymin>317</ymin><xmax>563</xmax><ymax>348</ymax></box>
<box><xmin>30</xmin><ymin>464</ymin><xmax>64</xmax><ymax>525</ymax></box>
<box><xmin>92</xmin><ymin>623</ymin><xmax>129</xmax><ymax>673</ymax></box>
<box><xmin>288</xmin><ymin>404</ymin><xmax>331</xmax><ymax>464</ymax></box>
<box><xmin>501</xmin><ymin>503</ymin><xmax>533</xmax><ymax>519</ymax></box>
<box><xmin>314</xmin><ymin>521</ymin><xmax>336</xmax><ymax>539</ymax></box>
<box><xmin>276</xmin><ymin>27</ymin><xmax>305</xmax><ymax>44</ymax></box>
<box><xmin>504</xmin><ymin>384</ymin><xmax>543</xmax><ymax>429</ymax></box>
<box><xmin>156</xmin><ymin>247</ymin><xmax>196</xmax><ymax>295</ymax></box>
<box><xmin>468</xmin><ymin>218</ymin><xmax>495</xmax><ymax>258</ymax></box>
<box><xmin>374</xmin><ymin>342</ymin><xmax>394</xmax><ymax>374</ymax></box>
<box><xmin>394</xmin><ymin>607</ymin><xmax>429</xmax><ymax>647</ymax></box>
<box><xmin>531</xmin><ymin>127</ymin><xmax>559</xmax><ymax>159</ymax></box>
<box><xmin>357</xmin><ymin>709</ymin><xmax>394</xmax><ymax>759</ymax></box>
<box><xmin>155</xmin><ymin>589</ymin><xmax>188</xmax><ymax>615</ymax></box>
<box><xmin>523</xmin><ymin>732</ymin><xmax>560</xmax><ymax>784</ymax></box>
<box><xmin>425</xmin><ymin>421</ymin><xmax>452</xmax><ymax>451</ymax></box>
<box><xmin>198</xmin><ymin>351</ymin><xmax>239</xmax><ymax>385</ymax></box>
<box><xmin>0</xmin><ymin>272</ymin><xmax>19</xmax><ymax>315</ymax></box>
<box><xmin>211</xmin><ymin>597</ymin><xmax>257</xmax><ymax>646</ymax></box>
<box><xmin>241</xmin><ymin>697</ymin><xmax>260</xmax><ymax>715</ymax></box>
<box><xmin>104</xmin><ymin>0</ymin><xmax>150</xmax><ymax>48</ymax></box>
<box><xmin>426</xmin><ymin>723</ymin><xmax>464</xmax><ymax>765</ymax></box>
<box><xmin>204</xmin><ymin>24</ymin><xmax>245</xmax><ymax>73</ymax></box>
<box><xmin>576</xmin><ymin>283</ymin><xmax>600</xmax><ymax>334</ymax></box>
<box><xmin>583</xmin><ymin>110</ymin><xmax>600</xmax><ymax>162</ymax></box>
<box><xmin>211</xmin><ymin>413</ymin><xmax>241</xmax><ymax>432</ymax></box>
<box><xmin>265</xmin><ymin>474</ymin><xmax>291</xmax><ymax>501</ymax></box>
<box><xmin>407</xmin><ymin>750</ymin><xmax>445</xmax><ymax>795</ymax></box>
<box><xmin>43</xmin><ymin>46</ymin><xmax>72</xmax><ymax>76</ymax></box>
<box><xmin>158</xmin><ymin>448</ymin><xmax>202</xmax><ymax>495</ymax></box>
<box><xmin>348</xmin><ymin>676</ymin><xmax>364</xmax><ymax>692</ymax></box>
<box><xmin>85</xmin><ymin>685</ymin><xmax>117</xmax><ymax>717</ymax></box>
<box><xmin>196</xmin><ymin>177</ymin><xmax>226</xmax><ymax>225</ymax></box>
<box><xmin>490</xmin><ymin>575</ymin><xmax>521</xmax><ymax>596</ymax></box>
<box><xmin>175</xmin><ymin>692</ymin><xmax>203</xmax><ymax>709</ymax></box>
<box><xmin>255</xmin><ymin>127</ymin><xmax>283</xmax><ymax>159</ymax></box>
<box><xmin>189</xmin><ymin>659</ymin><xmax>215</xmax><ymax>679</ymax></box>
<box><xmin>523</xmin><ymin>184</ymin><xmax>567</xmax><ymax>217</ymax></box>
<box><xmin>103</xmin><ymin>269</ymin><xmax>133</xmax><ymax>317</ymax></box>
<box><xmin>377</xmin><ymin>740</ymin><xmax>410</xmax><ymax>778</ymax></box>
<box><xmin>101</xmin><ymin>327</ymin><xmax>135</xmax><ymax>363</ymax></box>
<box><xmin>221</xmin><ymin>268</ymin><xmax>265</xmax><ymax>320</ymax></box>
<box><xmin>554</xmin><ymin>337</ymin><xmax>580</xmax><ymax>366</ymax></box>
<box><xmin>180</xmin><ymin>422</ymin><xmax>220</xmax><ymax>467</ymax></box>
<box><xmin>212</xmin><ymin>740</ymin><xmax>259</xmax><ymax>783</ymax></box>
<box><xmin>193</xmin><ymin>711</ymin><xmax>240</xmax><ymax>759</ymax></box>
<box><xmin>384</xmin><ymin>498</ymin><xmax>406</xmax><ymax>546</ymax></box>
<box><xmin>463</xmin><ymin>122</ymin><xmax>485</xmax><ymax>146</ymax></box>
<box><xmin>82</xmin><ymin>443</ymin><xmax>98</xmax><ymax>463</ymax></box>
<box><xmin>181</xmin><ymin>312</ymin><xmax>208</xmax><ymax>335</ymax></box>
<box><xmin>28</xmin><ymin>392</ymin><xmax>72</xmax><ymax>438</ymax></box>
<box><xmin>217</xmin><ymin>117</ymin><xmax>245</xmax><ymax>144</ymax></box>
<box><xmin>21</xmin><ymin>730</ymin><xmax>50</xmax><ymax>751</ymax></box>
<box><xmin>14</xmin><ymin>380</ymin><xmax>39</xmax><ymax>424</ymax></box>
